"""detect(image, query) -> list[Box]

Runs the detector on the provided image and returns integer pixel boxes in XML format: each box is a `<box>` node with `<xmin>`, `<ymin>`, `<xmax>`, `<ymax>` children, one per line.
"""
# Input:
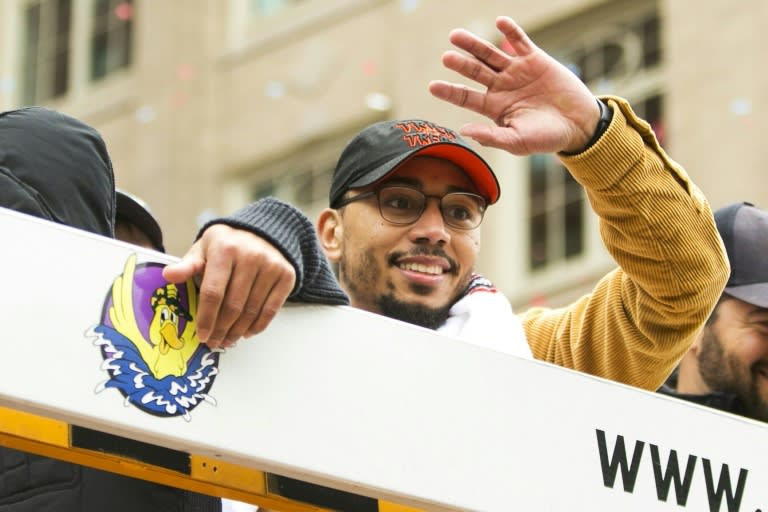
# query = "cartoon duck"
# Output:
<box><xmin>108</xmin><ymin>254</ymin><xmax>200</xmax><ymax>379</ymax></box>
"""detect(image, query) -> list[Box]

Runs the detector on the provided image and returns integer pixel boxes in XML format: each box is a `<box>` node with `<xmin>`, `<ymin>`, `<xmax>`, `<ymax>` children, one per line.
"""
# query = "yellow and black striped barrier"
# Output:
<box><xmin>0</xmin><ymin>407</ymin><xmax>420</xmax><ymax>512</ymax></box>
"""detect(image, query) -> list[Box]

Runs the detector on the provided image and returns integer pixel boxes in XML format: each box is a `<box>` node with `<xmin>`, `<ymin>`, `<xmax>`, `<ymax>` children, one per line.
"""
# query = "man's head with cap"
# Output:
<box><xmin>329</xmin><ymin>119</ymin><xmax>500</xmax><ymax>207</ymax></box>
<box><xmin>115</xmin><ymin>189</ymin><xmax>165</xmax><ymax>252</ymax></box>
<box><xmin>672</xmin><ymin>201</ymin><xmax>768</xmax><ymax>421</ymax></box>
<box><xmin>318</xmin><ymin>118</ymin><xmax>499</xmax><ymax>330</ymax></box>
<box><xmin>716</xmin><ymin>202</ymin><xmax>768</xmax><ymax>308</ymax></box>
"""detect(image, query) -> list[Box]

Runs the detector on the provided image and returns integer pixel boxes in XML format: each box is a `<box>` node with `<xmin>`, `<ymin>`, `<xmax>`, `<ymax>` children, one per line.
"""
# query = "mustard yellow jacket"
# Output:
<box><xmin>523</xmin><ymin>96</ymin><xmax>729</xmax><ymax>390</ymax></box>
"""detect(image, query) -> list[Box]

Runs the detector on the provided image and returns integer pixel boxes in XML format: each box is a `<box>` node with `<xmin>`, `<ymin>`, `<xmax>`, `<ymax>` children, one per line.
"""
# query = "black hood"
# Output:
<box><xmin>0</xmin><ymin>106</ymin><xmax>115</xmax><ymax>237</ymax></box>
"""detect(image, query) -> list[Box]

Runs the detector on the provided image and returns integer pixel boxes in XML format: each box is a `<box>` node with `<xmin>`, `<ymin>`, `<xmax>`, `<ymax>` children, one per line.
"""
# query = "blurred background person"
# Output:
<box><xmin>0</xmin><ymin>105</ymin><xmax>224</xmax><ymax>512</ymax></box>
<box><xmin>115</xmin><ymin>187</ymin><xmax>263</xmax><ymax>512</ymax></box>
<box><xmin>115</xmin><ymin>188</ymin><xmax>165</xmax><ymax>252</ymax></box>
<box><xmin>659</xmin><ymin>202</ymin><xmax>768</xmax><ymax>422</ymax></box>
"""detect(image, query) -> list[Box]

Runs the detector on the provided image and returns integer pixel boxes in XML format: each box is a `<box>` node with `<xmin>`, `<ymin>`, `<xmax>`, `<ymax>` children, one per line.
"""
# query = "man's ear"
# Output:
<box><xmin>317</xmin><ymin>208</ymin><xmax>343</xmax><ymax>262</ymax></box>
<box><xmin>689</xmin><ymin>324</ymin><xmax>708</xmax><ymax>356</ymax></box>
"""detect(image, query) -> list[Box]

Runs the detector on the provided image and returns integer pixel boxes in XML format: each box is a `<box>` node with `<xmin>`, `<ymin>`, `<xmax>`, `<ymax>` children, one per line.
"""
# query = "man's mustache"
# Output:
<box><xmin>388</xmin><ymin>247</ymin><xmax>458</xmax><ymax>275</ymax></box>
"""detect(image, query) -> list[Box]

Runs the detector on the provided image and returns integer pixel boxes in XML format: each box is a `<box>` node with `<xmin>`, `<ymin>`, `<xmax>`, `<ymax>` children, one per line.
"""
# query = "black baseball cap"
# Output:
<box><xmin>329</xmin><ymin>119</ymin><xmax>500</xmax><ymax>207</ymax></box>
<box><xmin>715</xmin><ymin>202</ymin><xmax>768</xmax><ymax>307</ymax></box>
<box><xmin>115</xmin><ymin>189</ymin><xmax>165</xmax><ymax>252</ymax></box>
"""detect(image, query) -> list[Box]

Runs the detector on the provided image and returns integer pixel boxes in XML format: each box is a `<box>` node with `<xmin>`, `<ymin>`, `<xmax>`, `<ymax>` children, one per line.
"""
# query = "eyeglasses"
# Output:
<box><xmin>334</xmin><ymin>185</ymin><xmax>487</xmax><ymax>230</ymax></box>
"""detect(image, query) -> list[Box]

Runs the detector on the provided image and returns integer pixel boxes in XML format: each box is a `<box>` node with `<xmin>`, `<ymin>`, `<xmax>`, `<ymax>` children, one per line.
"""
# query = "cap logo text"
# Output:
<box><xmin>395</xmin><ymin>120</ymin><xmax>458</xmax><ymax>147</ymax></box>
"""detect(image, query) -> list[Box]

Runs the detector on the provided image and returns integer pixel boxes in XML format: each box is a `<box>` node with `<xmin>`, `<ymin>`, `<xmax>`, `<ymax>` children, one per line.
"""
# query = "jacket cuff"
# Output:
<box><xmin>198</xmin><ymin>198</ymin><xmax>349</xmax><ymax>305</ymax></box>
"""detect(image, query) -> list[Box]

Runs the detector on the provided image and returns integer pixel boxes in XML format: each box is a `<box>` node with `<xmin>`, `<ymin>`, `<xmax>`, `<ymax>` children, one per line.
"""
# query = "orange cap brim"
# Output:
<box><xmin>411</xmin><ymin>143</ymin><xmax>500</xmax><ymax>204</ymax></box>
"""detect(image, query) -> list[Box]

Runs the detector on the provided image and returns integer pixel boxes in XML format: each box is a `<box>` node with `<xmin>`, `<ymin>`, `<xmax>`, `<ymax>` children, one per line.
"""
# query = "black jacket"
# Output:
<box><xmin>0</xmin><ymin>107</ymin><xmax>220</xmax><ymax>511</ymax></box>
<box><xmin>657</xmin><ymin>369</ymin><xmax>745</xmax><ymax>416</ymax></box>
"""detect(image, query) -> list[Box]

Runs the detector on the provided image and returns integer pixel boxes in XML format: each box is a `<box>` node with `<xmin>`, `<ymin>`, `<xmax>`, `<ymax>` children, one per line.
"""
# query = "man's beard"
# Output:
<box><xmin>340</xmin><ymin>246</ymin><xmax>466</xmax><ymax>330</ymax></box>
<box><xmin>376</xmin><ymin>293</ymin><xmax>453</xmax><ymax>330</ymax></box>
<box><xmin>698</xmin><ymin>328</ymin><xmax>768</xmax><ymax>421</ymax></box>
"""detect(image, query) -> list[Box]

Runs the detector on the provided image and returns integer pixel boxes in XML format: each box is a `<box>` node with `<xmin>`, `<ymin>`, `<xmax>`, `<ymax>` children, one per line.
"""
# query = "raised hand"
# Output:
<box><xmin>162</xmin><ymin>224</ymin><xmax>296</xmax><ymax>349</ymax></box>
<box><xmin>428</xmin><ymin>16</ymin><xmax>601</xmax><ymax>155</ymax></box>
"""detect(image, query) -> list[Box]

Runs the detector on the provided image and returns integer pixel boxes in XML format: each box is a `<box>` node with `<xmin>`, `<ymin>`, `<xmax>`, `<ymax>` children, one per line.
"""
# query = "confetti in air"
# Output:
<box><xmin>114</xmin><ymin>2</ymin><xmax>133</xmax><ymax>21</ymax></box>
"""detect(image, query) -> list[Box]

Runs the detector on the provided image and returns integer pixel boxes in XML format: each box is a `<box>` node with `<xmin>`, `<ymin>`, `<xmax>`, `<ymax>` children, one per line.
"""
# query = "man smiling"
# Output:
<box><xmin>660</xmin><ymin>202</ymin><xmax>768</xmax><ymax>421</ymax></box>
<box><xmin>167</xmin><ymin>16</ymin><xmax>728</xmax><ymax>391</ymax></box>
<box><xmin>319</xmin><ymin>120</ymin><xmax>495</xmax><ymax>330</ymax></box>
<box><xmin>311</xmin><ymin>118</ymin><xmax>533</xmax><ymax>360</ymax></box>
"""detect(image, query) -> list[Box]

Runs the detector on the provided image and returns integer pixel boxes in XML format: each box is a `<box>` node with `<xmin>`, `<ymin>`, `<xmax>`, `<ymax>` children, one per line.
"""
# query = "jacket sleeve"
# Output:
<box><xmin>521</xmin><ymin>96</ymin><xmax>729</xmax><ymax>391</ymax></box>
<box><xmin>198</xmin><ymin>197</ymin><xmax>349</xmax><ymax>306</ymax></box>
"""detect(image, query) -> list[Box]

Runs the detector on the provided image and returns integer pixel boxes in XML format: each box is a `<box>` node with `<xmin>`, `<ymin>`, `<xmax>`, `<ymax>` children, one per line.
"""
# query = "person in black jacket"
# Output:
<box><xmin>115</xmin><ymin>188</ymin><xmax>165</xmax><ymax>252</ymax></box>
<box><xmin>658</xmin><ymin>202</ymin><xmax>768</xmax><ymax>422</ymax></box>
<box><xmin>111</xmin><ymin>188</ymin><xmax>263</xmax><ymax>512</ymax></box>
<box><xmin>0</xmin><ymin>106</ymin><xmax>227</xmax><ymax>511</ymax></box>
<box><xmin>0</xmin><ymin>105</ymin><xmax>345</xmax><ymax>511</ymax></box>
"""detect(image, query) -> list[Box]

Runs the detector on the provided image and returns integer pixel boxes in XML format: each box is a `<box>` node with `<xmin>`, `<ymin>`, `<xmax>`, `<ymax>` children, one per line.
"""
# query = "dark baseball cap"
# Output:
<box><xmin>715</xmin><ymin>202</ymin><xmax>768</xmax><ymax>308</ymax></box>
<box><xmin>115</xmin><ymin>189</ymin><xmax>165</xmax><ymax>252</ymax></box>
<box><xmin>329</xmin><ymin>119</ymin><xmax>500</xmax><ymax>207</ymax></box>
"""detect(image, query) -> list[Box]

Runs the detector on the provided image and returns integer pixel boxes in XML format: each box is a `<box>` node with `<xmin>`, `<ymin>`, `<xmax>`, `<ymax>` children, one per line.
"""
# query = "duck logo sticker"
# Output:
<box><xmin>86</xmin><ymin>254</ymin><xmax>219</xmax><ymax>420</ymax></box>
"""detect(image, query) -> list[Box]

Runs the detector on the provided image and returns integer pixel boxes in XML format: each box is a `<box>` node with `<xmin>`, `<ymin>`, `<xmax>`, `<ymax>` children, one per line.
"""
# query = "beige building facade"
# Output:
<box><xmin>1</xmin><ymin>0</ymin><xmax>766</xmax><ymax>309</ymax></box>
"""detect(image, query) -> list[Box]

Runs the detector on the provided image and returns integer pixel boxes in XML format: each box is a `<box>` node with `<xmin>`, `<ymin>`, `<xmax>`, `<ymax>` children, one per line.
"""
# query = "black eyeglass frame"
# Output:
<box><xmin>333</xmin><ymin>185</ymin><xmax>488</xmax><ymax>230</ymax></box>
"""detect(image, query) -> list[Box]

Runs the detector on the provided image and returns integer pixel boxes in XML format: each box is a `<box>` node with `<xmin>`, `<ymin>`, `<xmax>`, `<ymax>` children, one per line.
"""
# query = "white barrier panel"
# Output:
<box><xmin>0</xmin><ymin>206</ymin><xmax>767</xmax><ymax>511</ymax></box>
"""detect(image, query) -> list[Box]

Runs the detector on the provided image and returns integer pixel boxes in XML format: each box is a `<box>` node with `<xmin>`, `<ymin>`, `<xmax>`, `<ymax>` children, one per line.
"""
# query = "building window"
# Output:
<box><xmin>21</xmin><ymin>0</ymin><xmax>72</xmax><ymax>104</ymax></box>
<box><xmin>250</xmin><ymin>0</ymin><xmax>305</xmax><ymax>17</ymax></box>
<box><xmin>566</xmin><ymin>15</ymin><xmax>660</xmax><ymax>85</ymax></box>
<box><xmin>528</xmin><ymin>154</ymin><xmax>584</xmax><ymax>270</ymax></box>
<box><xmin>91</xmin><ymin>0</ymin><xmax>134</xmax><ymax>81</ymax></box>
<box><xmin>557</xmin><ymin>12</ymin><xmax>664</xmax><ymax>144</ymax></box>
<box><xmin>518</xmin><ymin>6</ymin><xmax>663</xmax><ymax>273</ymax></box>
<box><xmin>251</xmin><ymin>165</ymin><xmax>332</xmax><ymax>216</ymax></box>
<box><xmin>244</xmin><ymin>129</ymin><xmax>352</xmax><ymax>222</ymax></box>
